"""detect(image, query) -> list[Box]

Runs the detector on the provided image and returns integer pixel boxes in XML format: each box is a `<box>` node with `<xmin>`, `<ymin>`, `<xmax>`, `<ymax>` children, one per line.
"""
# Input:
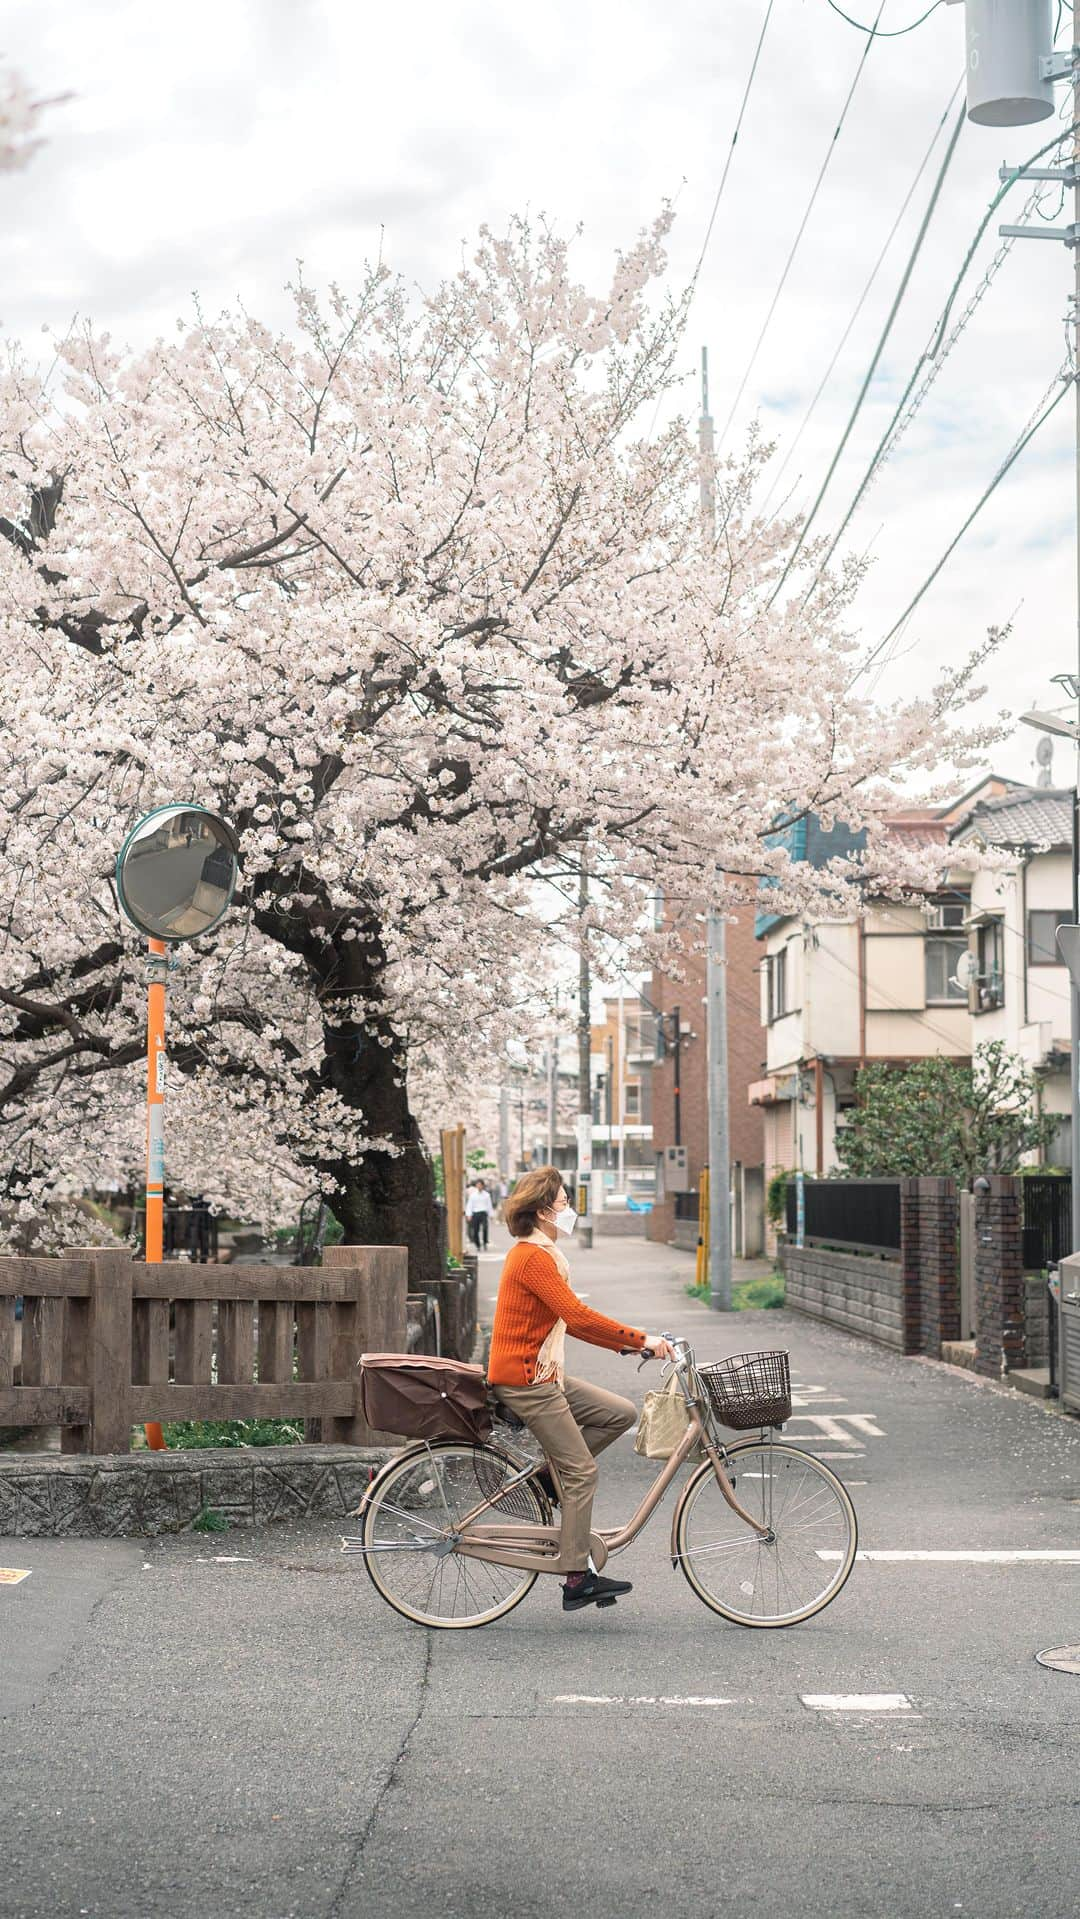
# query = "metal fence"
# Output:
<box><xmin>1021</xmin><ymin>1174</ymin><xmax>1072</xmax><ymax>1271</ymax></box>
<box><xmin>785</xmin><ymin>1178</ymin><xmax>901</xmax><ymax>1256</ymax></box>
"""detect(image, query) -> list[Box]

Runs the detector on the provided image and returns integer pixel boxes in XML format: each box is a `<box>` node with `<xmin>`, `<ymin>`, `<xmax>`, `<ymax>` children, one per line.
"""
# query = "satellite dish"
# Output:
<box><xmin>116</xmin><ymin>805</ymin><xmax>240</xmax><ymax>942</ymax></box>
<box><xmin>954</xmin><ymin>950</ymin><xmax>979</xmax><ymax>990</ymax></box>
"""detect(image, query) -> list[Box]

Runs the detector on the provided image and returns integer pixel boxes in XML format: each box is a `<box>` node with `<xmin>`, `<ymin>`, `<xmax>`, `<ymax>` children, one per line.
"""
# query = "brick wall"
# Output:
<box><xmin>974</xmin><ymin>1175</ymin><xmax>1025</xmax><ymax>1378</ymax></box>
<box><xmin>648</xmin><ymin>898</ymin><xmax>764</xmax><ymax>1246</ymax></box>
<box><xmin>901</xmin><ymin>1177</ymin><xmax>959</xmax><ymax>1359</ymax></box>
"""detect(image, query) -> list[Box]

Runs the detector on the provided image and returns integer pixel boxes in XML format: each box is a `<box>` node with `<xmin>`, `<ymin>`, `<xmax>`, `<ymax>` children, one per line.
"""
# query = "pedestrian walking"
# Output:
<box><xmin>486</xmin><ymin>1164</ymin><xmax>674</xmax><ymax>1613</ymax></box>
<box><xmin>465</xmin><ymin>1177</ymin><xmax>493</xmax><ymax>1250</ymax></box>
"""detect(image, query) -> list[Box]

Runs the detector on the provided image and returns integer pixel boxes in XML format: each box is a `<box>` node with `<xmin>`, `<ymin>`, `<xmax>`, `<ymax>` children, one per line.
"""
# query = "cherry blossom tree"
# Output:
<box><xmin>0</xmin><ymin>210</ymin><xmax>1000</xmax><ymax>1272</ymax></box>
<box><xmin>0</xmin><ymin>66</ymin><xmax>62</xmax><ymax>174</ymax></box>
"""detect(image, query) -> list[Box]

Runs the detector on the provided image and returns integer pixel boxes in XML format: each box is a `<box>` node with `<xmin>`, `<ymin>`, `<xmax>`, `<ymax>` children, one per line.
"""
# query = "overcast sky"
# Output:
<box><xmin>4</xmin><ymin>0</ymin><xmax>1079</xmax><ymax>792</ymax></box>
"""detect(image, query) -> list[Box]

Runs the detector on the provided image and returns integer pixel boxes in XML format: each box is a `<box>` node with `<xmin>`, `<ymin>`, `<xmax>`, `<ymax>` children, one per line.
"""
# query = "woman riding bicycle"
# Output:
<box><xmin>488</xmin><ymin>1165</ymin><xmax>674</xmax><ymax>1613</ymax></box>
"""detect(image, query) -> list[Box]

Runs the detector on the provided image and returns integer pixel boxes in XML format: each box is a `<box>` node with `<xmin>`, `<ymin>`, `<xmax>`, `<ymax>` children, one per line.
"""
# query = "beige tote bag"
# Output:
<box><xmin>634</xmin><ymin>1371</ymin><xmax>691</xmax><ymax>1460</ymax></box>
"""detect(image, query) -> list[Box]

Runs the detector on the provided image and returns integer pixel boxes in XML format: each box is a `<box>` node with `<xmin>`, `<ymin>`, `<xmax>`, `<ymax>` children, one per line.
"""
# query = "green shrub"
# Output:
<box><xmin>766</xmin><ymin>1169</ymin><xmax>792</xmax><ymax>1227</ymax></box>
<box><xmin>191</xmin><ymin>1507</ymin><xmax>229</xmax><ymax>1533</ymax></box>
<box><xmin>161</xmin><ymin>1418</ymin><xmax>305</xmax><ymax>1449</ymax></box>
<box><xmin>685</xmin><ymin>1272</ymin><xmax>785</xmax><ymax>1310</ymax></box>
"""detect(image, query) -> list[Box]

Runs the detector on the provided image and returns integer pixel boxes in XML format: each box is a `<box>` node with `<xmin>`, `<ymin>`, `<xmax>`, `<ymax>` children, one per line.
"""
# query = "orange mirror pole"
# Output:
<box><xmin>144</xmin><ymin>937</ymin><xmax>168</xmax><ymax>1451</ymax></box>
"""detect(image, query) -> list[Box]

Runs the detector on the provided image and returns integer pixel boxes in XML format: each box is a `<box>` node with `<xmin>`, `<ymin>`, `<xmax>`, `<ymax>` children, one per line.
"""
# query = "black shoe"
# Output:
<box><xmin>532</xmin><ymin>1466</ymin><xmax>560</xmax><ymax>1508</ymax></box>
<box><xmin>562</xmin><ymin>1571</ymin><xmax>633</xmax><ymax>1612</ymax></box>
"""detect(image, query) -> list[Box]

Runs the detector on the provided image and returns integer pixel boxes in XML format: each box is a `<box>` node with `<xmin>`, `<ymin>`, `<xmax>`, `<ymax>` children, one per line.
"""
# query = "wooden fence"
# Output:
<box><xmin>0</xmin><ymin>1244</ymin><xmax>407</xmax><ymax>1453</ymax></box>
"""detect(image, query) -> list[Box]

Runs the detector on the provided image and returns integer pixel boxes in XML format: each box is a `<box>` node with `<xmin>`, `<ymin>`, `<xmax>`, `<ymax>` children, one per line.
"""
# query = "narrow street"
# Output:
<box><xmin>5</xmin><ymin>1231</ymin><xmax>1080</xmax><ymax>1919</ymax></box>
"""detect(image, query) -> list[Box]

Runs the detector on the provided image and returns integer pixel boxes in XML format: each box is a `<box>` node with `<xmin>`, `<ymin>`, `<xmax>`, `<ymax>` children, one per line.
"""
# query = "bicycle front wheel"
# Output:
<box><xmin>675</xmin><ymin>1438</ymin><xmax>858</xmax><ymax>1628</ymax></box>
<box><xmin>361</xmin><ymin>1441</ymin><xmax>550</xmax><ymax>1630</ymax></box>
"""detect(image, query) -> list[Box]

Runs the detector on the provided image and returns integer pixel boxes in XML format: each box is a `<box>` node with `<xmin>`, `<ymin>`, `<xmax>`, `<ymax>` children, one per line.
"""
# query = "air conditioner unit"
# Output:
<box><xmin>663</xmin><ymin>1145</ymin><xmax>690</xmax><ymax>1193</ymax></box>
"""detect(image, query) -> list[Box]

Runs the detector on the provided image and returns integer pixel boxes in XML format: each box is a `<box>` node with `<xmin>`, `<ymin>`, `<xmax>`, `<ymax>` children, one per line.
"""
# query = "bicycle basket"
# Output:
<box><xmin>698</xmin><ymin>1350</ymin><xmax>791</xmax><ymax>1430</ymax></box>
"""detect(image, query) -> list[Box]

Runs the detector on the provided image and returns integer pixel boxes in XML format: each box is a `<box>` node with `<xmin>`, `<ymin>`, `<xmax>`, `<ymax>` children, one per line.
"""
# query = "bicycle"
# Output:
<box><xmin>344</xmin><ymin>1337</ymin><xmax>858</xmax><ymax>1631</ymax></box>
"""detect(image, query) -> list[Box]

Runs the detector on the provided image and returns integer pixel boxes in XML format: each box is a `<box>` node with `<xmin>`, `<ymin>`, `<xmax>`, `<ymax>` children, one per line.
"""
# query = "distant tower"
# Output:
<box><xmin>1035</xmin><ymin>733</ymin><xmax>1055</xmax><ymax>788</ymax></box>
<box><xmin>698</xmin><ymin>347</ymin><xmax>715</xmax><ymax>534</ymax></box>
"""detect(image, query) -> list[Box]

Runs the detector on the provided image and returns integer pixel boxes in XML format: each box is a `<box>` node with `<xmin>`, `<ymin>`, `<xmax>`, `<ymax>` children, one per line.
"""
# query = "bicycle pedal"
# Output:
<box><xmin>595</xmin><ymin>1594</ymin><xmax>617</xmax><ymax>1608</ymax></box>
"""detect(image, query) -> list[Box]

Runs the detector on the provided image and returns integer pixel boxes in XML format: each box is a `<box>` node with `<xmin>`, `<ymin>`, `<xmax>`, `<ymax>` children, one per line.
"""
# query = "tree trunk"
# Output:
<box><xmin>312</xmin><ymin>943</ymin><xmax>443</xmax><ymax>1291</ymax></box>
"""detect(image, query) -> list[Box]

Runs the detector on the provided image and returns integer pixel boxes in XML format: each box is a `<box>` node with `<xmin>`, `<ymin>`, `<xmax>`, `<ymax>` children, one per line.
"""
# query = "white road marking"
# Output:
<box><xmin>816</xmin><ymin>1549</ymin><xmax>1080</xmax><ymax>1564</ymax></box>
<box><xmin>790</xmin><ymin>1450</ymin><xmax>866</xmax><ymax>1461</ymax></box>
<box><xmin>785</xmin><ymin>1413</ymin><xmax>886</xmax><ymax>1443</ymax></box>
<box><xmin>553</xmin><ymin>1694</ymin><xmax>733</xmax><ymax>1707</ymax></box>
<box><xmin>802</xmin><ymin>1693</ymin><xmax>913</xmax><ymax>1712</ymax></box>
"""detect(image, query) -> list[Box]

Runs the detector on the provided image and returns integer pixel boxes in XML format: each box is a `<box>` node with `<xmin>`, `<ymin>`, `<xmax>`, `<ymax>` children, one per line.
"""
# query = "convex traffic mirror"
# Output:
<box><xmin>116</xmin><ymin>805</ymin><xmax>239</xmax><ymax>942</ymax></box>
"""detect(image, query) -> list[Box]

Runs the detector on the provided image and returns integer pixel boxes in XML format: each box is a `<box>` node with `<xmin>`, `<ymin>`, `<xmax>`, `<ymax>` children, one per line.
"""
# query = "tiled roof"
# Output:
<box><xmin>948</xmin><ymin>785</ymin><xmax>1073</xmax><ymax>851</ymax></box>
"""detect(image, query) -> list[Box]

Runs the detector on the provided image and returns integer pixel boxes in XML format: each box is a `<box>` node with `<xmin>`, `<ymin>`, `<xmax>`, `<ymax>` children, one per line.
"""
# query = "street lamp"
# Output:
<box><xmin>116</xmin><ymin>804</ymin><xmax>239</xmax><ymax>1446</ymax></box>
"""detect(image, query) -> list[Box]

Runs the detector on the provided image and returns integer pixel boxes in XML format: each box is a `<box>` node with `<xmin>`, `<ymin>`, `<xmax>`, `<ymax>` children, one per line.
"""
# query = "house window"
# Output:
<box><xmin>925</xmin><ymin>933</ymin><xmax>966</xmax><ymax>1004</ymax></box>
<box><xmin>767</xmin><ymin>947</ymin><xmax>789</xmax><ymax>1023</ymax></box>
<box><xmin>1028</xmin><ymin>909</ymin><xmax>1070</xmax><ymax>966</ymax></box>
<box><xmin>924</xmin><ymin>897</ymin><xmax>967</xmax><ymax>1006</ymax></box>
<box><xmin>976</xmin><ymin>919</ymin><xmax>1004</xmax><ymax>1011</ymax></box>
<box><xmin>624</xmin><ymin>1082</ymin><xmax>641</xmax><ymax>1119</ymax></box>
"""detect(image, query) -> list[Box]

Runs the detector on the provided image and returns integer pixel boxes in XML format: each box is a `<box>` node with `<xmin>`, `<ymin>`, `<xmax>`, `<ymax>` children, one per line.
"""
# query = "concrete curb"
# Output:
<box><xmin>0</xmin><ymin>1443</ymin><xmax>393</xmax><ymax>1538</ymax></box>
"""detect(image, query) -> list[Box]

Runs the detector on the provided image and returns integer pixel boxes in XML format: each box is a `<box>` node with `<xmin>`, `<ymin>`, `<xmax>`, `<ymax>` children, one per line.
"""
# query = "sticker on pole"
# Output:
<box><xmin>155</xmin><ymin>1047</ymin><xmax>166</xmax><ymax>1096</ymax></box>
<box><xmin>0</xmin><ymin>1568</ymin><xmax>31</xmax><ymax>1585</ymax></box>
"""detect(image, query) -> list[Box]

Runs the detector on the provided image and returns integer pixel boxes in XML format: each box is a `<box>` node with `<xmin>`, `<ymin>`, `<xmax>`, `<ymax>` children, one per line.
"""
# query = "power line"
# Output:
<box><xmin>691</xmin><ymin>0</ymin><xmax>777</xmax><ymax>287</ymax></box>
<box><xmin>768</xmin><ymin>98</ymin><xmax>966</xmax><ymax>606</ymax></box>
<box><xmin>825</xmin><ymin>0</ymin><xmax>945</xmax><ymax>33</ymax></box>
<box><xmin>793</xmin><ymin>114</ymin><xmax>1080</xmax><ymax>606</ymax></box>
<box><xmin>850</xmin><ymin>183</ymin><xmax>1042</xmax><ymax>517</ymax></box>
<box><xmin>761</xmin><ymin>76</ymin><xmax>963</xmax><ymax>515</ymax></box>
<box><xmin>646</xmin><ymin>0</ymin><xmax>776</xmax><ymax>444</ymax></box>
<box><xmin>856</xmin><ymin>364</ymin><xmax>1074</xmax><ymax>684</ymax></box>
<box><xmin>717</xmin><ymin>0</ymin><xmax>887</xmax><ymax>453</ymax></box>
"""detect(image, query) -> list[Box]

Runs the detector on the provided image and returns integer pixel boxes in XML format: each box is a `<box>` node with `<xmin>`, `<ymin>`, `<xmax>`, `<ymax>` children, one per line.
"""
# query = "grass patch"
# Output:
<box><xmin>160</xmin><ymin>1418</ymin><xmax>305</xmax><ymax>1450</ymax></box>
<box><xmin>685</xmin><ymin>1272</ymin><xmax>785</xmax><ymax>1310</ymax></box>
<box><xmin>191</xmin><ymin>1507</ymin><xmax>230</xmax><ymax>1534</ymax></box>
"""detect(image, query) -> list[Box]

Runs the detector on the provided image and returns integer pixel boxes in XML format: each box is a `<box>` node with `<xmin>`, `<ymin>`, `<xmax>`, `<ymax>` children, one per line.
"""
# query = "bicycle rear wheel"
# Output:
<box><xmin>675</xmin><ymin>1438</ymin><xmax>858</xmax><ymax>1628</ymax></box>
<box><xmin>360</xmin><ymin>1440</ymin><xmax>550</xmax><ymax>1630</ymax></box>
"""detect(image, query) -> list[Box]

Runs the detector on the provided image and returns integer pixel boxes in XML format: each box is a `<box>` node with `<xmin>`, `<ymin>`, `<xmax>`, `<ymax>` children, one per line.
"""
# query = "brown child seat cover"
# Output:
<box><xmin>359</xmin><ymin>1352</ymin><xmax>493</xmax><ymax>1444</ymax></box>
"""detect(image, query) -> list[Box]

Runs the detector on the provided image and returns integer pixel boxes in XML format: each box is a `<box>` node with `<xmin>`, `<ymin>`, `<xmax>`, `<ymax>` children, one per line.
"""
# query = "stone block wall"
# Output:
<box><xmin>782</xmin><ymin>1245</ymin><xmax>907</xmax><ymax>1352</ymax></box>
<box><xmin>0</xmin><ymin>1443</ymin><xmax>390</xmax><ymax>1538</ymax></box>
<box><xmin>1024</xmin><ymin>1274</ymin><xmax>1050</xmax><ymax>1370</ymax></box>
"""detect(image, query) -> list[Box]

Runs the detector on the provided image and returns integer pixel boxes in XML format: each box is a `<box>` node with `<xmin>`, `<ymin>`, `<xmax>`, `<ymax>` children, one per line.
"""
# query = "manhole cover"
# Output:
<box><xmin>1035</xmin><ymin>1645</ymin><xmax>1080</xmax><ymax>1674</ymax></box>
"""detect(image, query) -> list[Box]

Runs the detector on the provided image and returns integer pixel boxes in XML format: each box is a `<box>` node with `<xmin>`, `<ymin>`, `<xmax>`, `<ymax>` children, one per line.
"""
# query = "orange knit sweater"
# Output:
<box><xmin>487</xmin><ymin>1239</ymin><xmax>647</xmax><ymax>1388</ymax></box>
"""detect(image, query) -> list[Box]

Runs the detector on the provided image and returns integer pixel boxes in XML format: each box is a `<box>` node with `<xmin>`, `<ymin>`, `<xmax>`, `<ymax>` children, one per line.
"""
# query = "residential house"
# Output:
<box><xmin>751</xmin><ymin>790</ymin><xmax>1011</xmax><ymax>1190</ymax></box>
<box><xmin>947</xmin><ymin>784</ymin><xmax>1073</xmax><ymax>1166</ymax></box>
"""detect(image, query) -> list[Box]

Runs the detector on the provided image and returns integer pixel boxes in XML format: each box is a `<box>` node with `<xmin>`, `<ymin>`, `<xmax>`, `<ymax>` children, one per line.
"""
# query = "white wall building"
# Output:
<box><xmin>948</xmin><ymin>786</ymin><xmax>1073</xmax><ymax>1167</ymax></box>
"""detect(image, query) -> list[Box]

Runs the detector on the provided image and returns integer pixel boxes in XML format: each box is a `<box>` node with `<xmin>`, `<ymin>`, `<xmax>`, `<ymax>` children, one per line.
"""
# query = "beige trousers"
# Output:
<box><xmin>495</xmin><ymin>1375</ymin><xmax>637</xmax><ymax>1571</ymax></box>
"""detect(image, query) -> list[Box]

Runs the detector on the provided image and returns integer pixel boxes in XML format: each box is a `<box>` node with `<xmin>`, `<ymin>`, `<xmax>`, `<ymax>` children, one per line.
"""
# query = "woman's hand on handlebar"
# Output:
<box><xmin>642</xmin><ymin>1334</ymin><xmax>676</xmax><ymax>1362</ymax></box>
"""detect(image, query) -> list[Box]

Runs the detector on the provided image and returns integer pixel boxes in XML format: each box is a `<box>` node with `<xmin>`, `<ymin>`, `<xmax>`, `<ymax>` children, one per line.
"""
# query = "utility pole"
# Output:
<box><xmin>617</xmin><ymin>982</ymin><xmax>626</xmax><ymax>1192</ymax></box>
<box><xmin>701</xmin><ymin>344</ymin><xmax>732</xmax><ymax>1310</ymax></box>
<box><xmin>498</xmin><ymin>1083</ymin><xmax>510</xmax><ymax>1192</ymax></box>
<box><xmin>974</xmin><ymin>4</ymin><xmax>1080</xmax><ymax>1246</ymax></box>
<box><xmin>577</xmin><ymin>863</ymin><xmax>593</xmax><ymax>1223</ymax></box>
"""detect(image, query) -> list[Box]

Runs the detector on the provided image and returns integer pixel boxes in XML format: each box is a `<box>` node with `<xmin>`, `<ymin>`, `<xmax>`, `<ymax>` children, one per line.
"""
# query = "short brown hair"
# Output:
<box><xmin>503</xmin><ymin>1165</ymin><xmax>563</xmax><ymax>1238</ymax></box>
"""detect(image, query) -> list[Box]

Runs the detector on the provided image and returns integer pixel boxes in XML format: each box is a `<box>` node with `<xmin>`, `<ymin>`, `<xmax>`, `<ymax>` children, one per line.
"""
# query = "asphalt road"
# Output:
<box><xmin>4</xmin><ymin>1231</ymin><xmax>1080</xmax><ymax>1919</ymax></box>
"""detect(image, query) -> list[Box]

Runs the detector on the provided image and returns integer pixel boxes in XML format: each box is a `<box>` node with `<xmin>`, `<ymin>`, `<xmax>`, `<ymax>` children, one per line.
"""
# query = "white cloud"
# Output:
<box><xmin>2</xmin><ymin>0</ymin><xmax>1076</xmax><ymax>783</ymax></box>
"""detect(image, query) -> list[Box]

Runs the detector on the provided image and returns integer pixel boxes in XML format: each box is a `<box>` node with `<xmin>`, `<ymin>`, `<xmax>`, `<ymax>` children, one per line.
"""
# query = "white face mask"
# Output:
<box><xmin>553</xmin><ymin>1205</ymin><xmax>577</xmax><ymax>1237</ymax></box>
